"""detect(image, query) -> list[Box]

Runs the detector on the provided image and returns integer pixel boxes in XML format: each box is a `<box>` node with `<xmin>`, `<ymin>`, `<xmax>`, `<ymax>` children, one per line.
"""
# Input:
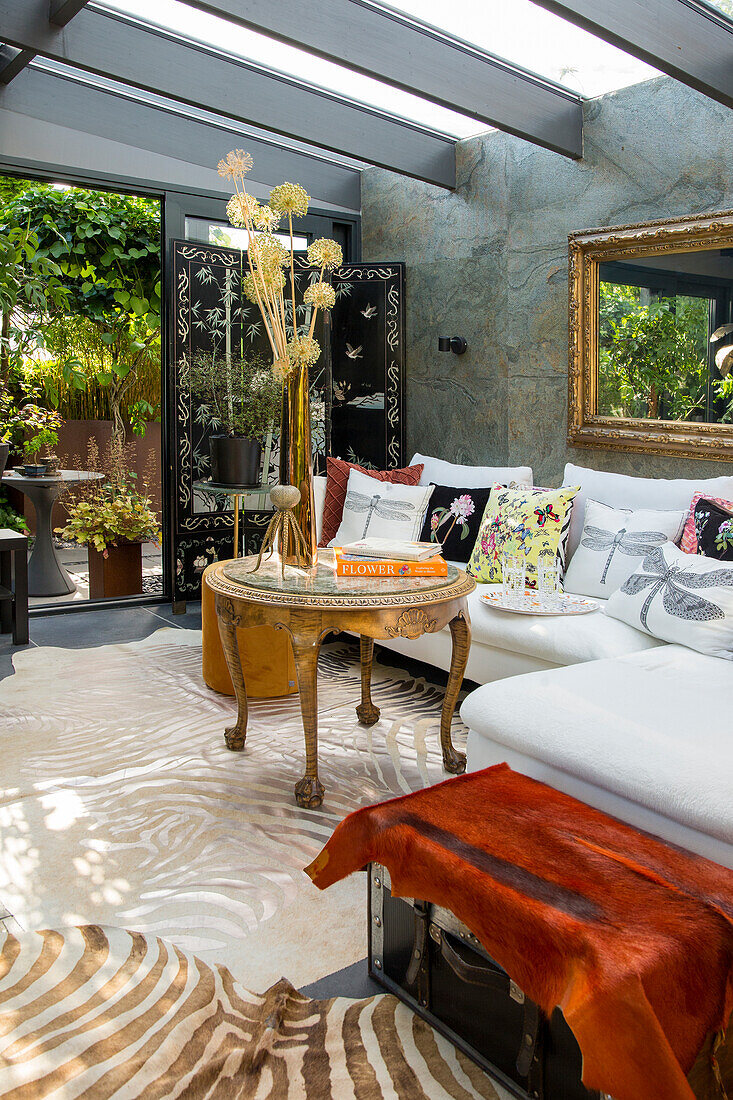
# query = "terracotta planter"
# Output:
<box><xmin>88</xmin><ymin>541</ymin><xmax>143</xmax><ymax>599</ymax></box>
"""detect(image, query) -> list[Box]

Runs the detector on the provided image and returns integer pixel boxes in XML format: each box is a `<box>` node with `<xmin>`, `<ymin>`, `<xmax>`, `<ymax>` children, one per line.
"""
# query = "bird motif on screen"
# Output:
<box><xmin>345</xmin><ymin>343</ymin><xmax>363</xmax><ymax>359</ymax></box>
<box><xmin>360</xmin><ymin>304</ymin><xmax>377</xmax><ymax>319</ymax></box>
<box><xmin>344</xmin><ymin>490</ymin><xmax>416</xmax><ymax>539</ymax></box>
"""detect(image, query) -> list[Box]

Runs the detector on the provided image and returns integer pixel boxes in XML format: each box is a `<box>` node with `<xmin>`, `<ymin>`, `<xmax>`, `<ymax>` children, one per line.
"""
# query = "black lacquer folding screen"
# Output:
<box><xmin>168</xmin><ymin>242</ymin><xmax>405</xmax><ymax>602</ymax></box>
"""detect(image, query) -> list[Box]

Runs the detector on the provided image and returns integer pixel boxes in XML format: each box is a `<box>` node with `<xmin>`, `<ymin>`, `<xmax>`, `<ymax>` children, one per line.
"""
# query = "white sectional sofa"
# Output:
<box><xmin>314</xmin><ymin>456</ymin><xmax>733</xmax><ymax>867</ymax></box>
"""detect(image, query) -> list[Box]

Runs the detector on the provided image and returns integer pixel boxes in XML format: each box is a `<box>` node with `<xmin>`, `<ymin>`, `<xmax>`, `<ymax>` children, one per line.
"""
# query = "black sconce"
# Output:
<box><xmin>438</xmin><ymin>336</ymin><xmax>467</xmax><ymax>355</ymax></box>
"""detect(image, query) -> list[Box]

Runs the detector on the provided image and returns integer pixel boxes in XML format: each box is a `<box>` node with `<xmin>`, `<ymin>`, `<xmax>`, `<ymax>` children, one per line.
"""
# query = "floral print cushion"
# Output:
<box><xmin>466</xmin><ymin>484</ymin><xmax>579</xmax><ymax>587</ymax></box>
<box><xmin>417</xmin><ymin>484</ymin><xmax>493</xmax><ymax>564</ymax></box>
<box><xmin>693</xmin><ymin>497</ymin><xmax>733</xmax><ymax>561</ymax></box>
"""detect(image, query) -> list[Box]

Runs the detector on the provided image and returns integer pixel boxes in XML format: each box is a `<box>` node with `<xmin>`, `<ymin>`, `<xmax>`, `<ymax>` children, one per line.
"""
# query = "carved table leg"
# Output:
<box><xmin>216</xmin><ymin>598</ymin><xmax>248</xmax><ymax>751</ymax></box>
<box><xmin>290</xmin><ymin>616</ymin><xmax>325</xmax><ymax>809</ymax></box>
<box><xmin>441</xmin><ymin>611</ymin><xmax>470</xmax><ymax>774</ymax></box>
<box><xmin>356</xmin><ymin>635</ymin><xmax>380</xmax><ymax>727</ymax></box>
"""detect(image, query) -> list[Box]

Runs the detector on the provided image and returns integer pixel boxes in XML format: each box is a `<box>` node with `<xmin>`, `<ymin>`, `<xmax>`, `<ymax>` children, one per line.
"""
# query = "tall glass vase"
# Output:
<box><xmin>279</xmin><ymin>362</ymin><xmax>317</xmax><ymax>568</ymax></box>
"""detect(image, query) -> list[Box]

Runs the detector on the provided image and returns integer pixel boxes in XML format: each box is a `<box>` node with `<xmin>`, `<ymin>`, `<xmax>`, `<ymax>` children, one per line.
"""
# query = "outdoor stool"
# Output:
<box><xmin>0</xmin><ymin>529</ymin><xmax>29</xmax><ymax>645</ymax></box>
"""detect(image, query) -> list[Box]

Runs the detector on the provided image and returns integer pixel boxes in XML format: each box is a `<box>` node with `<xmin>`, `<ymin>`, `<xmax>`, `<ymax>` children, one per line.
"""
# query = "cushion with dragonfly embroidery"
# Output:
<box><xmin>605</xmin><ymin>542</ymin><xmax>733</xmax><ymax>659</ymax></box>
<box><xmin>328</xmin><ymin>467</ymin><xmax>435</xmax><ymax>547</ymax></box>
<box><xmin>564</xmin><ymin>500</ymin><xmax>687</xmax><ymax>600</ymax></box>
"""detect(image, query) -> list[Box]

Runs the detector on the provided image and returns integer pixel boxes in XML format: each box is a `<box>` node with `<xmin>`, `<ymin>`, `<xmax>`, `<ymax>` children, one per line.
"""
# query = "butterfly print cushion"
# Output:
<box><xmin>564</xmin><ymin>500</ymin><xmax>687</xmax><ymax>600</ymax></box>
<box><xmin>418</xmin><ymin>485</ymin><xmax>492</xmax><ymax>564</ymax></box>
<box><xmin>606</xmin><ymin>542</ymin><xmax>733</xmax><ymax>659</ymax></box>
<box><xmin>693</xmin><ymin>498</ymin><xmax>733</xmax><ymax>562</ymax></box>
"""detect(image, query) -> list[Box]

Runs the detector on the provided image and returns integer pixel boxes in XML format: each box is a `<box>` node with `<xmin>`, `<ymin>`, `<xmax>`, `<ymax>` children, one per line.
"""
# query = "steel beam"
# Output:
<box><xmin>178</xmin><ymin>0</ymin><xmax>583</xmax><ymax>159</ymax></box>
<box><xmin>533</xmin><ymin>0</ymin><xmax>733</xmax><ymax>109</ymax></box>
<box><xmin>49</xmin><ymin>0</ymin><xmax>90</xmax><ymax>27</ymax></box>
<box><xmin>0</xmin><ymin>0</ymin><xmax>457</xmax><ymax>187</ymax></box>
<box><xmin>0</xmin><ymin>45</ymin><xmax>35</xmax><ymax>84</ymax></box>
<box><xmin>0</xmin><ymin>63</ymin><xmax>362</xmax><ymax>209</ymax></box>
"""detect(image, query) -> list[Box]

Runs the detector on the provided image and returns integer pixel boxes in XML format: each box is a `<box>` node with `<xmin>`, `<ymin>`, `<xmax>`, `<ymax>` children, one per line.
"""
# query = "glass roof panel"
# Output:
<box><xmin>101</xmin><ymin>0</ymin><xmax>486</xmax><ymax>138</ymax></box>
<box><xmin>380</xmin><ymin>0</ymin><xmax>659</xmax><ymax>98</ymax></box>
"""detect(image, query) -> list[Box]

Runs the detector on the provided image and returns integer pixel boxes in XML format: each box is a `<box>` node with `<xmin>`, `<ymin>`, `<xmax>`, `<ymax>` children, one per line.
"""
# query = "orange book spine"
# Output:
<box><xmin>335</xmin><ymin>553</ymin><xmax>448</xmax><ymax>578</ymax></box>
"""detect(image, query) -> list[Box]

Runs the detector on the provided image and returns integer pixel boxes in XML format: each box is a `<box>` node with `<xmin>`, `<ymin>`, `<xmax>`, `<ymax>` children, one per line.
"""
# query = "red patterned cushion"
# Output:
<box><xmin>319</xmin><ymin>458</ymin><xmax>424</xmax><ymax>547</ymax></box>
<box><xmin>680</xmin><ymin>490</ymin><xmax>733</xmax><ymax>554</ymax></box>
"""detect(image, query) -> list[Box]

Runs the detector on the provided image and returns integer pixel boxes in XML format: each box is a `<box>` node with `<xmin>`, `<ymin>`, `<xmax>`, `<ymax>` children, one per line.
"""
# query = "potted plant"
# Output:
<box><xmin>187</xmin><ymin>351</ymin><xmax>282</xmax><ymax>486</ymax></box>
<box><xmin>20</xmin><ymin>427</ymin><xmax>58</xmax><ymax>477</ymax></box>
<box><xmin>56</xmin><ymin>439</ymin><xmax>160</xmax><ymax>598</ymax></box>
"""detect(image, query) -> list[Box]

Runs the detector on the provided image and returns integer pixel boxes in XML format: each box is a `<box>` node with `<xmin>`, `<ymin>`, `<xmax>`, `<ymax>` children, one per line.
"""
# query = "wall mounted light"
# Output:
<box><xmin>438</xmin><ymin>336</ymin><xmax>467</xmax><ymax>355</ymax></box>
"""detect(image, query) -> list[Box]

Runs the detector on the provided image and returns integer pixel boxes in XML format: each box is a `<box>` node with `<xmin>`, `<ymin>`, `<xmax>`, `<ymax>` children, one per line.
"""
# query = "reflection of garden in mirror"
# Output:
<box><xmin>598</xmin><ymin>250</ymin><xmax>733</xmax><ymax>425</ymax></box>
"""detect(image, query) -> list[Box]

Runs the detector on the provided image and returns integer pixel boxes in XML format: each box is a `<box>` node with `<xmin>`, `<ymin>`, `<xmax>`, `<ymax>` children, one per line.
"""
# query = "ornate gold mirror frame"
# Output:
<box><xmin>568</xmin><ymin>209</ymin><xmax>733</xmax><ymax>460</ymax></box>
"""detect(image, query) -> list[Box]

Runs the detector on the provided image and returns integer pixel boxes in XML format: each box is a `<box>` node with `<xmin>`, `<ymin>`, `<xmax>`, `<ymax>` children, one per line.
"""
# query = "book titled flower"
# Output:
<box><xmin>334</xmin><ymin>551</ymin><xmax>448</xmax><ymax>578</ymax></box>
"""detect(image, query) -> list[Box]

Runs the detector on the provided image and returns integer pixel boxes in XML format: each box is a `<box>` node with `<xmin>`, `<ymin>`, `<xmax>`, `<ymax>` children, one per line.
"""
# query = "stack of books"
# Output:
<box><xmin>334</xmin><ymin>537</ymin><xmax>448</xmax><ymax>577</ymax></box>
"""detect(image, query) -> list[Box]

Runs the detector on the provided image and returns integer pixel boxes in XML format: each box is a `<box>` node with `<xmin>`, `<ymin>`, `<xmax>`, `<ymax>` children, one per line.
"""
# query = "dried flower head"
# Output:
<box><xmin>269</xmin><ymin>182</ymin><xmax>310</xmax><ymax>217</ymax></box>
<box><xmin>253</xmin><ymin>204</ymin><xmax>281</xmax><ymax>232</ymax></box>
<box><xmin>250</xmin><ymin>235</ymin><xmax>289</xmax><ymax>277</ymax></box>
<box><xmin>287</xmin><ymin>335</ymin><xmax>321</xmax><ymax>367</ymax></box>
<box><xmin>243</xmin><ymin>269</ymin><xmax>285</xmax><ymax>304</ymax></box>
<box><xmin>303</xmin><ymin>281</ymin><xmax>336</xmax><ymax>311</ymax></box>
<box><xmin>217</xmin><ymin>149</ymin><xmax>253</xmax><ymax>180</ymax></box>
<box><xmin>272</xmin><ymin>357</ymin><xmax>290</xmax><ymax>380</ymax></box>
<box><xmin>307</xmin><ymin>237</ymin><xmax>343</xmax><ymax>269</ymax></box>
<box><xmin>226</xmin><ymin>192</ymin><xmax>259</xmax><ymax>228</ymax></box>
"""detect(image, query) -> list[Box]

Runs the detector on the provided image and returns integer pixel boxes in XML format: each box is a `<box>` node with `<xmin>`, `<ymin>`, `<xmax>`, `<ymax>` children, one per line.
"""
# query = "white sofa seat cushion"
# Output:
<box><xmin>562</xmin><ymin>463</ymin><xmax>733</xmax><ymax>562</ymax></box>
<box><xmin>461</xmin><ymin>645</ymin><xmax>733</xmax><ymax>854</ymax></box>
<box><xmin>411</xmin><ymin>453</ymin><xmax>532</xmax><ymax>489</ymax></box>
<box><xmin>465</xmin><ymin>581</ymin><xmax>663</xmax><ymax>666</ymax></box>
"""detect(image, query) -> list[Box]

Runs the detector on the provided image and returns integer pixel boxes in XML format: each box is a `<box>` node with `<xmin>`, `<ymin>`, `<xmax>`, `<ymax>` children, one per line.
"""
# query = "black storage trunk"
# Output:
<box><xmin>367</xmin><ymin>863</ymin><xmax>602</xmax><ymax>1100</ymax></box>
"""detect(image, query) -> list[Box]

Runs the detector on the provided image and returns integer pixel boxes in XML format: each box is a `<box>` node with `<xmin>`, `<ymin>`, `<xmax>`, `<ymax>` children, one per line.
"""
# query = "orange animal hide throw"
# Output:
<box><xmin>305</xmin><ymin>764</ymin><xmax>733</xmax><ymax>1100</ymax></box>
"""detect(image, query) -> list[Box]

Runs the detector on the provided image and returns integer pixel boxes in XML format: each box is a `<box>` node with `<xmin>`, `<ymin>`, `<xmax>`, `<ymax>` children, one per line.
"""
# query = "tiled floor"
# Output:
<box><xmin>0</xmin><ymin>601</ymin><xmax>201</xmax><ymax>683</ymax></box>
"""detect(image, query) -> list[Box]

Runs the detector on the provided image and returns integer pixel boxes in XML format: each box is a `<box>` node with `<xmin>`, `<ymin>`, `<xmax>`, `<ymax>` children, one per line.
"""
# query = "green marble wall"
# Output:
<box><xmin>361</xmin><ymin>77</ymin><xmax>733</xmax><ymax>485</ymax></box>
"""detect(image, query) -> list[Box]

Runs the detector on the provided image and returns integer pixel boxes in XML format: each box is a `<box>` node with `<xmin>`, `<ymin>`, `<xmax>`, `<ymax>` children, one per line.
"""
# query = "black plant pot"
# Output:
<box><xmin>209</xmin><ymin>435</ymin><xmax>262</xmax><ymax>487</ymax></box>
<box><xmin>0</xmin><ymin>442</ymin><xmax>8</xmax><ymax>479</ymax></box>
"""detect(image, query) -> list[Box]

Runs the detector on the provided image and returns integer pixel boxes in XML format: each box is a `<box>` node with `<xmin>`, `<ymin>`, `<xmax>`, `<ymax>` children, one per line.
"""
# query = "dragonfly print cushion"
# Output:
<box><xmin>318</xmin><ymin>457</ymin><xmax>424</xmax><ymax>548</ymax></box>
<box><xmin>329</xmin><ymin>467</ymin><xmax>435</xmax><ymax>546</ymax></box>
<box><xmin>606</xmin><ymin>542</ymin><xmax>733</xmax><ymax>659</ymax></box>
<box><xmin>564</xmin><ymin>500</ymin><xmax>687</xmax><ymax>600</ymax></box>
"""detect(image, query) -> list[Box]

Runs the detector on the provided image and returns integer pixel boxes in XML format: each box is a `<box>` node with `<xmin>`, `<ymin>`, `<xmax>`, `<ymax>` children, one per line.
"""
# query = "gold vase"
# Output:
<box><xmin>279</xmin><ymin>362</ymin><xmax>317</xmax><ymax>568</ymax></box>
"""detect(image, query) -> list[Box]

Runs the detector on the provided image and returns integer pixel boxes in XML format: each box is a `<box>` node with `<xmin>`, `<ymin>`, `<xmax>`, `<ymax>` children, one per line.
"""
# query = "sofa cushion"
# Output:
<box><xmin>465</xmin><ymin>580</ymin><xmax>663</xmax><ymax>666</ymax></box>
<box><xmin>318</xmin><ymin>457</ymin><xmax>424</xmax><ymax>547</ymax></box>
<box><xmin>606</xmin><ymin>543</ymin><xmax>733</xmax><ymax>660</ymax></box>
<box><xmin>692</xmin><ymin>497</ymin><xmax>733</xmax><ymax>561</ymax></box>
<box><xmin>417</xmin><ymin>484</ymin><xmax>492</xmax><ymax>563</ymax></box>
<box><xmin>562</xmin><ymin>463</ymin><xmax>733</xmax><ymax>562</ymax></box>
<box><xmin>410</xmin><ymin>452</ymin><xmax>532</xmax><ymax>489</ymax></box>
<box><xmin>460</xmin><ymin>645</ymin><xmax>733</xmax><ymax>848</ymax></box>
<box><xmin>563</xmin><ymin>499</ymin><xmax>687</xmax><ymax>599</ymax></box>
<box><xmin>329</xmin><ymin>468</ymin><xmax>434</xmax><ymax>545</ymax></box>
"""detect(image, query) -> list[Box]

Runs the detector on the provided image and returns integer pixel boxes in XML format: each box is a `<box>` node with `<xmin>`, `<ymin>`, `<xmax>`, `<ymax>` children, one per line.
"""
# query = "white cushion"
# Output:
<box><xmin>562</xmin><ymin>463</ymin><xmax>733</xmax><ymax>562</ymax></box>
<box><xmin>329</xmin><ymin>468</ymin><xmax>434</xmax><ymax>546</ymax></box>
<box><xmin>564</xmin><ymin>500</ymin><xmax>686</xmax><ymax>599</ymax></box>
<box><xmin>606</xmin><ymin>543</ymin><xmax>733</xmax><ymax>659</ymax></box>
<box><xmin>314</xmin><ymin>475</ymin><xmax>327</xmax><ymax>544</ymax></box>
<box><xmin>410</xmin><ymin>453</ymin><xmax>532</xmax><ymax>489</ymax></box>
<box><xmin>460</xmin><ymin>645</ymin><xmax>733</xmax><ymax>852</ymax></box>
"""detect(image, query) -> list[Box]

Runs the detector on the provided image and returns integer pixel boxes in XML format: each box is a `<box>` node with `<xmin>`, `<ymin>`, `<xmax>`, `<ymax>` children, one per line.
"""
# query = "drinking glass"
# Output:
<box><xmin>501</xmin><ymin>554</ymin><xmax>526</xmax><ymax>608</ymax></box>
<box><xmin>537</xmin><ymin>555</ymin><xmax>561</xmax><ymax>611</ymax></box>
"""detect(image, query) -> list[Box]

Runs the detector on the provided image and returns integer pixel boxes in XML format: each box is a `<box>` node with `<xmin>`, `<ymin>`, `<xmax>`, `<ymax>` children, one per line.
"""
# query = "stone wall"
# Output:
<box><xmin>361</xmin><ymin>77</ymin><xmax>733</xmax><ymax>486</ymax></box>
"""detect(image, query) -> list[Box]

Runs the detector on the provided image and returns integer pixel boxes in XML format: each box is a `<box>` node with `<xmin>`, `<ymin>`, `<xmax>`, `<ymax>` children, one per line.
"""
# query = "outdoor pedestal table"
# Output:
<box><xmin>207</xmin><ymin>549</ymin><xmax>476</xmax><ymax>808</ymax></box>
<box><xmin>1</xmin><ymin>470</ymin><xmax>103</xmax><ymax>597</ymax></box>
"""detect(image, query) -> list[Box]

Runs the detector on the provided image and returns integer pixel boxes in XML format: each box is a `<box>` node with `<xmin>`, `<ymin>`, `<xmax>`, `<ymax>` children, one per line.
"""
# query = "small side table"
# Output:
<box><xmin>207</xmin><ymin>550</ymin><xmax>476</xmax><ymax>808</ymax></box>
<box><xmin>193</xmin><ymin>479</ymin><xmax>271</xmax><ymax>558</ymax></box>
<box><xmin>0</xmin><ymin>529</ymin><xmax>29</xmax><ymax>645</ymax></box>
<box><xmin>1</xmin><ymin>470</ymin><xmax>103</xmax><ymax>597</ymax></box>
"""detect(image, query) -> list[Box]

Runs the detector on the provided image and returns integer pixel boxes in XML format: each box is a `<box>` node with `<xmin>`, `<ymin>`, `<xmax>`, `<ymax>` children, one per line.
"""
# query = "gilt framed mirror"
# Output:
<box><xmin>568</xmin><ymin>209</ymin><xmax>733</xmax><ymax>459</ymax></box>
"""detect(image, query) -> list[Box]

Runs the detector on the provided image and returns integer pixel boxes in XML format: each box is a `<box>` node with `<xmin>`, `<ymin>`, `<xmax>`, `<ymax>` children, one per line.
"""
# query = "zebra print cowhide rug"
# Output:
<box><xmin>0</xmin><ymin>629</ymin><xmax>466</xmax><ymax>992</ymax></box>
<box><xmin>0</xmin><ymin>925</ymin><xmax>507</xmax><ymax>1099</ymax></box>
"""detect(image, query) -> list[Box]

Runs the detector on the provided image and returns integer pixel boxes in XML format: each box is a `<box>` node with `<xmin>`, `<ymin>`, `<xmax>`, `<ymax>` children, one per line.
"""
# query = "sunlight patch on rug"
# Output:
<box><xmin>0</xmin><ymin>629</ymin><xmax>465</xmax><ymax>990</ymax></box>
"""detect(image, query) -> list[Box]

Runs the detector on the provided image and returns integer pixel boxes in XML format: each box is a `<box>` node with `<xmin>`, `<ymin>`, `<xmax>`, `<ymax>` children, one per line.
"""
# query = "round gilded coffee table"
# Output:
<box><xmin>207</xmin><ymin>549</ymin><xmax>476</xmax><ymax>808</ymax></box>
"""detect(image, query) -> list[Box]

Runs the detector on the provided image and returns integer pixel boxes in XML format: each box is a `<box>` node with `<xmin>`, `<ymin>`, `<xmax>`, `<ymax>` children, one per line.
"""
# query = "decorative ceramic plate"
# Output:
<box><xmin>481</xmin><ymin>590</ymin><xmax>599</xmax><ymax>616</ymax></box>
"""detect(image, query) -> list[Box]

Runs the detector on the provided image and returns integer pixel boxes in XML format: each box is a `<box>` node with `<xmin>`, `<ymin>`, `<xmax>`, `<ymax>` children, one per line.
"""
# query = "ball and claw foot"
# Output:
<box><xmin>224</xmin><ymin>725</ymin><xmax>246</xmax><ymax>751</ymax></box>
<box><xmin>356</xmin><ymin>702</ymin><xmax>381</xmax><ymax>727</ymax></box>
<box><xmin>295</xmin><ymin>775</ymin><xmax>325</xmax><ymax>809</ymax></box>
<box><xmin>442</xmin><ymin>746</ymin><xmax>467</xmax><ymax>774</ymax></box>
